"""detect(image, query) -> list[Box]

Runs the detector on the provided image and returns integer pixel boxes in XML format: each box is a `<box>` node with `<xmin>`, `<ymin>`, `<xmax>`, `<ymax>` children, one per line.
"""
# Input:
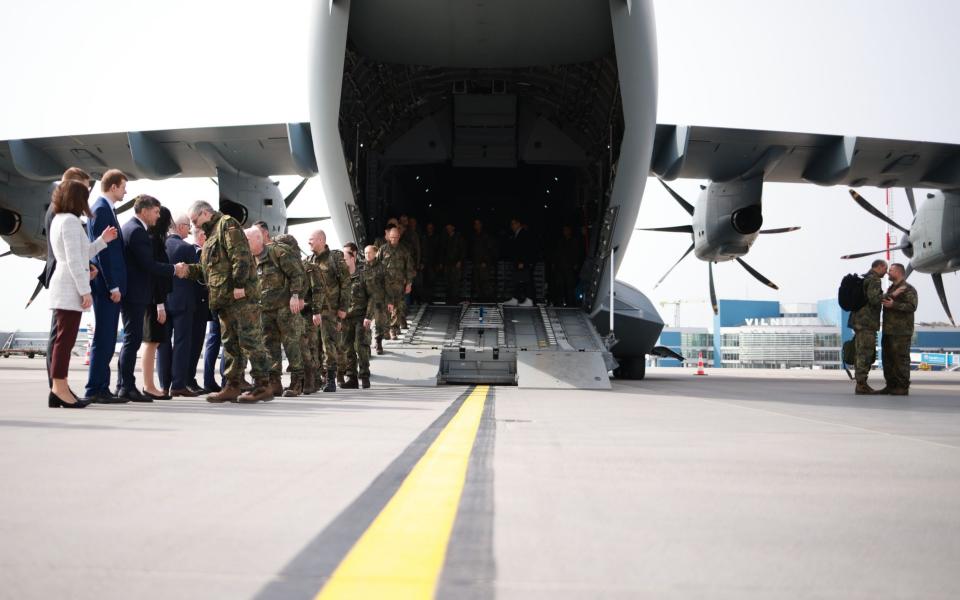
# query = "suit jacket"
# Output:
<box><xmin>88</xmin><ymin>196</ymin><xmax>127</xmax><ymax>296</ymax></box>
<box><xmin>164</xmin><ymin>234</ymin><xmax>199</xmax><ymax>312</ymax></box>
<box><xmin>38</xmin><ymin>204</ymin><xmax>56</xmax><ymax>288</ymax></box>
<box><xmin>121</xmin><ymin>217</ymin><xmax>175</xmax><ymax>305</ymax></box>
<box><xmin>510</xmin><ymin>227</ymin><xmax>536</xmax><ymax>265</ymax></box>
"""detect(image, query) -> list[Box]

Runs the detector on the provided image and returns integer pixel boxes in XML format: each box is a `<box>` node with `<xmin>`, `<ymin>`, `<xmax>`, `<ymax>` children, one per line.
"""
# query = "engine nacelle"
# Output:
<box><xmin>0</xmin><ymin>207</ymin><xmax>22</xmax><ymax>236</ymax></box>
<box><xmin>215</xmin><ymin>167</ymin><xmax>287</xmax><ymax>237</ymax></box>
<box><xmin>693</xmin><ymin>176</ymin><xmax>764</xmax><ymax>262</ymax></box>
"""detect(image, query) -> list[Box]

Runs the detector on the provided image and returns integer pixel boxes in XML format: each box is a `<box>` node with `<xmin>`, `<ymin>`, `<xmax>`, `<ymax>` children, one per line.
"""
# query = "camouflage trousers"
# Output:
<box><xmin>219</xmin><ymin>299</ymin><xmax>271</xmax><ymax>383</ymax></box>
<box><xmin>881</xmin><ymin>333</ymin><xmax>911</xmax><ymax>390</ymax></box>
<box><xmin>853</xmin><ymin>328</ymin><xmax>878</xmax><ymax>383</ymax></box>
<box><xmin>262</xmin><ymin>305</ymin><xmax>304</xmax><ymax>377</ymax></box>
<box><xmin>386</xmin><ymin>284</ymin><xmax>406</xmax><ymax>336</ymax></box>
<box><xmin>340</xmin><ymin>316</ymin><xmax>372</xmax><ymax>379</ymax></box>
<box><xmin>315</xmin><ymin>310</ymin><xmax>341</xmax><ymax>372</ymax></box>
<box><xmin>472</xmin><ymin>263</ymin><xmax>494</xmax><ymax>302</ymax></box>
<box><xmin>301</xmin><ymin>314</ymin><xmax>320</xmax><ymax>377</ymax></box>
<box><xmin>372</xmin><ymin>306</ymin><xmax>389</xmax><ymax>340</ymax></box>
<box><xmin>444</xmin><ymin>265</ymin><xmax>462</xmax><ymax>303</ymax></box>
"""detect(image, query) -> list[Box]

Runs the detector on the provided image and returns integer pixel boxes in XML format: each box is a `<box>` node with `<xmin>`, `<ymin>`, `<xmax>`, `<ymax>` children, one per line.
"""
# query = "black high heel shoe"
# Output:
<box><xmin>48</xmin><ymin>391</ymin><xmax>91</xmax><ymax>409</ymax></box>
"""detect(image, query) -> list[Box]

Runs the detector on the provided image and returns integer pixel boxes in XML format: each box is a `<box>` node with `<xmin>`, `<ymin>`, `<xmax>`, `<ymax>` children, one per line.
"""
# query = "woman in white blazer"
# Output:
<box><xmin>48</xmin><ymin>180</ymin><xmax>117</xmax><ymax>408</ymax></box>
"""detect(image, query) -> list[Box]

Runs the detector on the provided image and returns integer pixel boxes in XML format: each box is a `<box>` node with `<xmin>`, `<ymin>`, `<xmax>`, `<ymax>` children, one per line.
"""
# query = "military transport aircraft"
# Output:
<box><xmin>2</xmin><ymin>0</ymin><xmax>959</xmax><ymax>385</ymax></box>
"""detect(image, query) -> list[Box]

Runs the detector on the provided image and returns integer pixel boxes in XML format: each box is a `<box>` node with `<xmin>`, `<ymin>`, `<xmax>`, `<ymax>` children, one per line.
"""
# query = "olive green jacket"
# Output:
<box><xmin>186</xmin><ymin>212</ymin><xmax>259</xmax><ymax>310</ymax></box>
<box><xmin>882</xmin><ymin>281</ymin><xmax>918</xmax><ymax>336</ymax></box>
<box><xmin>849</xmin><ymin>271</ymin><xmax>884</xmax><ymax>332</ymax></box>
<box><xmin>305</xmin><ymin>247</ymin><xmax>349</xmax><ymax>314</ymax></box>
<box><xmin>255</xmin><ymin>241</ymin><xmax>306</xmax><ymax>311</ymax></box>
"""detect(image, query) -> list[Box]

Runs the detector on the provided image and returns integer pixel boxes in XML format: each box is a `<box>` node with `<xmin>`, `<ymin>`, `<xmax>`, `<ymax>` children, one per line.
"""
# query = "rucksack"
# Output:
<box><xmin>838</xmin><ymin>273</ymin><xmax>867</xmax><ymax>311</ymax></box>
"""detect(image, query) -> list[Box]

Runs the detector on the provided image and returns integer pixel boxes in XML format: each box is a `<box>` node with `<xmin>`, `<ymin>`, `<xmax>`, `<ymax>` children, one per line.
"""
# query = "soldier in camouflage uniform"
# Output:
<box><xmin>879</xmin><ymin>262</ymin><xmax>918</xmax><ymax>395</ymax></box>
<box><xmin>293</xmin><ymin>240</ymin><xmax>322</xmax><ymax>394</ymax></box>
<box><xmin>470</xmin><ymin>219</ymin><xmax>497</xmax><ymax>302</ymax></box>
<box><xmin>378</xmin><ymin>225</ymin><xmax>416</xmax><ymax>339</ymax></box>
<box><xmin>419</xmin><ymin>222</ymin><xmax>441</xmax><ymax>302</ymax></box>
<box><xmin>179</xmin><ymin>201</ymin><xmax>273</xmax><ymax>403</ymax></box>
<box><xmin>246</xmin><ymin>228</ymin><xmax>306</xmax><ymax>397</ymax></box>
<box><xmin>306</xmin><ymin>229</ymin><xmax>349</xmax><ymax>392</ymax></box>
<box><xmin>340</xmin><ymin>242</ymin><xmax>386</xmax><ymax>388</ymax></box>
<box><xmin>847</xmin><ymin>259</ymin><xmax>887</xmax><ymax>395</ymax></box>
<box><xmin>374</xmin><ymin>218</ymin><xmax>399</xmax><ymax>250</ymax></box>
<box><xmin>364</xmin><ymin>245</ymin><xmax>388</xmax><ymax>355</ymax></box>
<box><xmin>441</xmin><ymin>222</ymin><xmax>466</xmax><ymax>303</ymax></box>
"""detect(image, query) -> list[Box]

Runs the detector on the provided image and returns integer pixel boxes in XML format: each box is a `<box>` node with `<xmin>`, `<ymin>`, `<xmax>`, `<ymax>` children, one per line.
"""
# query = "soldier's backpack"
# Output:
<box><xmin>838</xmin><ymin>273</ymin><xmax>867</xmax><ymax>312</ymax></box>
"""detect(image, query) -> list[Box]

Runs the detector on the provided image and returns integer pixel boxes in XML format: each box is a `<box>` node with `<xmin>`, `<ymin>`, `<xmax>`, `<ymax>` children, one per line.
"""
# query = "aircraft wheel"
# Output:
<box><xmin>613</xmin><ymin>357</ymin><xmax>646</xmax><ymax>380</ymax></box>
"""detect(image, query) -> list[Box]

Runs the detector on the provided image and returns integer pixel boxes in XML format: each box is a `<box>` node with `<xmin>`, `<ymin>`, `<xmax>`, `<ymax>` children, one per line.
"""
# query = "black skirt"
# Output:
<box><xmin>143</xmin><ymin>304</ymin><xmax>169</xmax><ymax>344</ymax></box>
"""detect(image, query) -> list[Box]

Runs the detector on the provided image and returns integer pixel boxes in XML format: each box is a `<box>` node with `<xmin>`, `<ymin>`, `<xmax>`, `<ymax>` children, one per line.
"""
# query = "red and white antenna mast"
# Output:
<box><xmin>885</xmin><ymin>189</ymin><xmax>897</xmax><ymax>260</ymax></box>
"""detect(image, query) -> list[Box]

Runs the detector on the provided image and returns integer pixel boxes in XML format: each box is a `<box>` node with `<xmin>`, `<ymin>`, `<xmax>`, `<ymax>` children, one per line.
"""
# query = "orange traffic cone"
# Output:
<box><xmin>694</xmin><ymin>351</ymin><xmax>707</xmax><ymax>376</ymax></box>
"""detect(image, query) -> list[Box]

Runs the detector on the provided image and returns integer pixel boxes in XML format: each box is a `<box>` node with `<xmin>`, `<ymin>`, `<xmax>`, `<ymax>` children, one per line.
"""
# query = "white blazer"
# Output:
<box><xmin>48</xmin><ymin>213</ymin><xmax>108</xmax><ymax>312</ymax></box>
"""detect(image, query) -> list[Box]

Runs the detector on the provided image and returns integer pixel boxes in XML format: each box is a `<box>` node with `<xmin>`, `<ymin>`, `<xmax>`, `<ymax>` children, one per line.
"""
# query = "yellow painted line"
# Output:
<box><xmin>315</xmin><ymin>385</ymin><xmax>489</xmax><ymax>600</ymax></box>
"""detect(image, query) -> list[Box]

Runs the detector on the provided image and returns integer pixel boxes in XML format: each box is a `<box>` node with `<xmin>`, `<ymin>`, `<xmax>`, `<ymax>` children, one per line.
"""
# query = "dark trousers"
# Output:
<box><xmin>46</xmin><ymin>310</ymin><xmax>57</xmax><ymax>387</ymax></box>
<box><xmin>86</xmin><ymin>292</ymin><xmax>121</xmax><ymax>397</ymax></box>
<box><xmin>117</xmin><ymin>301</ymin><xmax>147</xmax><ymax>393</ymax></box>
<box><xmin>513</xmin><ymin>263</ymin><xmax>534</xmax><ymax>302</ymax></box>
<box><xmin>49</xmin><ymin>309</ymin><xmax>82</xmax><ymax>380</ymax></box>
<box><xmin>157</xmin><ymin>309</ymin><xmax>193</xmax><ymax>391</ymax></box>
<box><xmin>881</xmin><ymin>333</ymin><xmax>912</xmax><ymax>390</ymax></box>
<box><xmin>203</xmin><ymin>315</ymin><xmax>222</xmax><ymax>389</ymax></box>
<box><xmin>187</xmin><ymin>307</ymin><xmax>207</xmax><ymax>385</ymax></box>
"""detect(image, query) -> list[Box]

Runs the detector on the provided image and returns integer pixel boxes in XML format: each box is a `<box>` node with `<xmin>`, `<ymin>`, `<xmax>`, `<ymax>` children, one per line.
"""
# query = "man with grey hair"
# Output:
<box><xmin>177</xmin><ymin>200</ymin><xmax>273</xmax><ymax>403</ymax></box>
<box><xmin>158</xmin><ymin>213</ymin><xmax>202</xmax><ymax>396</ymax></box>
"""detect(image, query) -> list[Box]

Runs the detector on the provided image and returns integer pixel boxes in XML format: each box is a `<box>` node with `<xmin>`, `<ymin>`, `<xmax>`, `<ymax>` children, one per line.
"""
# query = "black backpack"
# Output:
<box><xmin>838</xmin><ymin>273</ymin><xmax>867</xmax><ymax>311</ymax></box>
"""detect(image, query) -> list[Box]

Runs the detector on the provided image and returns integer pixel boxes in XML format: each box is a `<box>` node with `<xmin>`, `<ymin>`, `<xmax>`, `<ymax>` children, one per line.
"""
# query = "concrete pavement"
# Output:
<box><xmin>1</xmin><ymin>357</ymin><xmax>959</xmax><ymax>598</ymax></box>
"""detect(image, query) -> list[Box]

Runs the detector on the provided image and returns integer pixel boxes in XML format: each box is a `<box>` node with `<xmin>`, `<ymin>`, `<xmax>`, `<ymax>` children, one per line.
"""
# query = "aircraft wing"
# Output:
<box><xmin>651</xmin><ymin>124</ymin><xmax>960</xmax><ymax>189</ymax></box>
<box><xmin>0</xmin><ymin>123</ymin><xmax>318</xmax><ymax>182</ymax></box>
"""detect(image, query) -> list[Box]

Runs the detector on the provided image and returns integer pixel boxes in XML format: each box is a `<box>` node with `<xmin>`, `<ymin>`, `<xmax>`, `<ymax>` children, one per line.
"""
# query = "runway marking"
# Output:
<box><xmin>315</xmin><ymin>385</ymin><xmax>489</xmax><ymax>600</ymax></box>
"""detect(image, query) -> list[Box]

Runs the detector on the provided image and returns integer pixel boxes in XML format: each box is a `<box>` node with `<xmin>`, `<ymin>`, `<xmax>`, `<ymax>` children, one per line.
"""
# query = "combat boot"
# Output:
<box><xmin>239</xmin><ymin>377</ymin><xmax>255</xmax><ymax>392</ymax></box>
<box><xmin>874</xmin><ymin>387</ymin><xmax>891</xmax><ymax>395</ymax></box>
<box><xmin>208</xmin><ymin>381</ymin><xmax>242</xmax><ymax>403</ymax></box>
<box><xmin>375</xmin><ymin>336</ymin><xmax>384</xmax><ymax>355</ymax></box>
<box><xmin>360</xmin><ymin>376</ymin><xmax>370</xmax><ymax>389</ymax></box>
<box><xmin>889</xmin><ymin>388</ymin><xmax>909</xmax><ymax>396</ymax></box>
<box><xmin>283</xmin><ymin>374</ymin><xmax>303</xmax><ymax>397</ymax></box>
<box><xmin>342</xmin><ymin>376</ymin><xmax>359</xmax><ymax>389</ymax></box>
<box><xmin>323</xmin><ymin>369</ymin><xmax>337</xmax><ymax>392</ymax></box>
<box><xmin>303</xmin><ymin>371</ymin><xmax>317</xmax><ymax>395</ymax></box>
<box><xmin>239</xmin><ymin>378</ymin><xmax>274</xmax><ymax>403</ymax></box>
<box><xmin>270</xmin><ymin>375</ymin><xmax>284</xmax><ymax>396</ymax></box>
<box><xmin>855</xmin><ymin>381</ymin><xmax>877</xmax><ymax>395</ymax></box>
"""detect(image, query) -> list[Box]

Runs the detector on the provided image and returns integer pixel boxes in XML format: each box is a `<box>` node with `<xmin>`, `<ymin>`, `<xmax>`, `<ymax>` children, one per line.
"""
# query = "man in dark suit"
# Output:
<box><xmin>116</xmin><ymin>195</ymin><xmax>182</xmax><ymax>402</ymax></box>
<box><xmin>157</xmin><ymin>214</ymin><xmax>202</xmax><ymax>396</ymax></box>
<box><xmin>505</xmin><ymin>216</ymin><xmax>537</xmax><ymax>306</ymax></box>
<box><xmin>187</xmin><ymin>229</ymin><xmax>213</xmax><ymax>393</ymax></box>
<box><xmin>85</xmin><ymin>169</ymin><xmax>130</xmax><ymax>403</ymax></box>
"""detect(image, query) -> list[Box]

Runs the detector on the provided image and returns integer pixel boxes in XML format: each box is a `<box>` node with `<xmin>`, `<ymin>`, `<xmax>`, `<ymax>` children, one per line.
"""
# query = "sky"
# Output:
<box><xmin>1</xmin><ymin>0</ymin><xmax>958</xmax><ymax>331</ymax></box>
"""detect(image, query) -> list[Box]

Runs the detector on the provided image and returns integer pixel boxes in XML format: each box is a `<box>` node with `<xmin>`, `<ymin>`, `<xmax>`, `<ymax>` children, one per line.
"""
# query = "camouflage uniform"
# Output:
<box><xmin>300</xmin><ymin>258</ymin><xmax>322</xmax><ymax>392</ymax></box>
<box><xmin>378</xmin><ymin>241</ymin><xmax>416</xmax><ymax>338</ymax></box>
<box><xmin>340</xmin><ymin>262</ymin><xmax>386</xmax><ymax>384</ymax></box>
<box><xmin>305</xmin><ymin>246</ymin><xmax>349</xmax><ymax>388</ymax></box>
<box><xmin>442</xmin><ymin>231</ymin><xmax>466</xmax><ymax>303</ymax></box>
<box><xmin>881</xmin><ymin>280</ymin><xmax>918</xmax><ymax>393</ymax></box>
<box><xmin>847</xmin><ymin>270</ymin><xmax>884</xmax><ymax>387</ymax></box>
<box><xmin>255</xmin><ymin>240</ymin><xmax>306</xmax><ymax>395</ymax></box>
<box><xmin>365</xmin><ymin>256</ymin><xmax>389</xmax><ymax>343</ymax></box>
<box><xmin>186</xmin><ymin>211</ymin><xmax>272</xmax><ymax>402</ymax></box>
<box><xmin>419</xmin><ymin>231</ymin><xmax>441</xmax><ymax>302</ymax></box>
<box><xmin>470</xmin><ymin>231</ymin><xmax>497</xmax><ymax>302</ymax></box>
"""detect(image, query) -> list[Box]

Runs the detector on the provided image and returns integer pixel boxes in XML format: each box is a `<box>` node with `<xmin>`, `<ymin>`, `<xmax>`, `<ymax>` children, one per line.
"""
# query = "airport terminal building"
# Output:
<box><xmin>656</xmin><ymin>299</ymin><xmax>960</xmax><ymax>370</ymax></box>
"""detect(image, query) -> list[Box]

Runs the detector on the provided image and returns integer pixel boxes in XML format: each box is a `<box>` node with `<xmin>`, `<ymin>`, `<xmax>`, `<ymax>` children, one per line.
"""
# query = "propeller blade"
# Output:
<box><xmin>284</xmin><ymin>178</ymin><xmax>309</xmax><ymax>208</ymax></box>
<box><xmin>932</xmin><ymin>273</ymin><xmax>956</xmax><ymax>326</ymax></box>
<box><xmin>25</xmin><ymin>279</ymin><xmax>44</xmax><ymax>309</ymax></box>
<box><xmin>708</xmin><ymin>262</ymin><xmax>718</xmax><ymax>315</ymax></box>
<box><xmin>848</xmin><ymin>189</ymin><xmax>910</xmax><ymax>235</ymax></box>
<box><xmin>905</xmin><ymin>188</ymin><xmax>917</xmax><ymax>216</ymax></box>
<box><xmin>735</xmin><ymin>257</ymin><xmax>779</xmax><ymax>290</ymax></box>
<box><xmin>840</xmin><ymin>244</ymin><xmax>912</xmax><ymax>260</ymax></box>
<box><xmin>0</xmin><ymin>250</ymin><xmax>11</xmax><ymax>258</ymax></box>
<box><xmin>657</xmin><ymin>178</ymin><xmax>695</xmax><ymax>216</ymax></box>
<box><xmin>654</xmin><ymin>242</ymin><xmax>695</xmax><ymax>288</ymax></box>
<box><xmin>636</xmin><ymin>225</ymin><xmax>694</xmax><ymax>233</ymax></box>
<box><xmin>759</xmin><ymin>226</ymin><xmax>801</xmax><ymax>234</ymax></box>
<box><xmin>115</xmin><ymin>198</ymin><xmax>136</xmax><ymax>214</ymax></box>
<box><xmin>285</xmin><ymin>216</ymin><xmax>330</xmax><ymax>227</ymax></box>
<box><xmin>209</xmin><ymin>177</ymin><xmax>219</xmax><ymax>187</ymax></box>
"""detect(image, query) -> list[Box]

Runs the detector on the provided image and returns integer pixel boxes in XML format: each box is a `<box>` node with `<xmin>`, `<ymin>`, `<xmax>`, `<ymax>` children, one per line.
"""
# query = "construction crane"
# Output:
<box><xmin>658</xmin><ymin>299</ymin><xmax>705</xmax><ymax>328</ymax></box>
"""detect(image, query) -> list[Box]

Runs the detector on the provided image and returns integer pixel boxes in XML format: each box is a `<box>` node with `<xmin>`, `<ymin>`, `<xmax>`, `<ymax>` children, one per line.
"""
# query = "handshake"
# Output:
<box><xmin>173</xmin><ymin>262</ymin><xmax>190</xmax><ymax>278</ymax></box>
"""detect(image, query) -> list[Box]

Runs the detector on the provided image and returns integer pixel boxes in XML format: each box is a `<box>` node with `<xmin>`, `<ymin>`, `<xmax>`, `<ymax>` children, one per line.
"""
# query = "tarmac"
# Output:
<box><xmin>1</xmin><ymin>357</ymin><xmax>959</xmax><ymax>599</ymax></box>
